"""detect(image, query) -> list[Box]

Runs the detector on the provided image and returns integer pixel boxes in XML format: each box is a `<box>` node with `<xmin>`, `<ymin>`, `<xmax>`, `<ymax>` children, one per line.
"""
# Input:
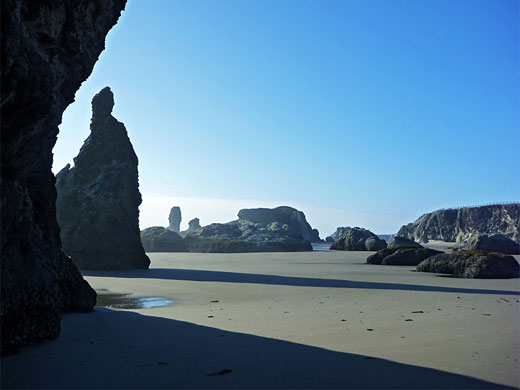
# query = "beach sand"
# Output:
<box><xmin>2</xmin><ymin>249</ymin><xmax>519</xmax><ymax>389</ymax></box>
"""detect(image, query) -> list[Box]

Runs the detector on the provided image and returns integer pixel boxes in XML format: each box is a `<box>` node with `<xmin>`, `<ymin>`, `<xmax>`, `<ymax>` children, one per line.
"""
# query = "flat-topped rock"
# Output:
<box><xmin>238</xmin><ymin>206</ymin><xmax>320</xmax><ymax>242</ymax></box>
<box><xmin>417</xmin><ymin>250</ymin><xmax>520</xmax><ymax>279</ymax></box>
<box><xmin>56</xmin><ymin>87</ymin><xmax>149</xmax><ymax>270</ymax></box>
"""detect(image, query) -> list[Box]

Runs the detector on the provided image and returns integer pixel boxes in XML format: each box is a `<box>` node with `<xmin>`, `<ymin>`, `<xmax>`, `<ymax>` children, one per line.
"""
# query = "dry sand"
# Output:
<box><xmin>2</xmin><ymin>249</ymin><xmax>519</xmax><ymax>389</ymax></box>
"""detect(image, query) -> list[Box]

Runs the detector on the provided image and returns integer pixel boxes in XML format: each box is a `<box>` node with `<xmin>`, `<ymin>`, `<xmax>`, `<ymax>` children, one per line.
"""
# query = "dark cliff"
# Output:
<box><xmin>1</xmin><ymin>0</ymin><xmax>126</xmax><ymax>354</ymax></box>
<box><xmin>56</xmin><ymin>87</ymin><xmax>150</xmax><ymax>270</ymax></box>
<box><xmin>398</xmin><ymin>204</ymin><xmax>520</xmax><ymax>243</ymax></box>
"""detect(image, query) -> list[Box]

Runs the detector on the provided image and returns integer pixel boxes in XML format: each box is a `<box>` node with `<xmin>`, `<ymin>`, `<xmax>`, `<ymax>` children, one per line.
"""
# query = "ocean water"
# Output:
<box><xmin>312</xmin><ymin>242</ymin><xmax>332</xmax><ymax>251</ymax></box>
<box><xmin>96</xmin><ymin>294</ymin><xmax>175</xmax><ymax>309</ymax></box>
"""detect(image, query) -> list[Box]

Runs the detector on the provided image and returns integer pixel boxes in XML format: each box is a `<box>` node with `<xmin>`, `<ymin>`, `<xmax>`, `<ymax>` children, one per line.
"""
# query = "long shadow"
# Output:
<box><xmin>1</xmin><ymin>308</ymin><xmax>514</xmax><ymax>389</ymax></box>
<box><xmin>83</xmin><ymin>268</ymin><xmax>520</xmax><ymax>296</ymax></box>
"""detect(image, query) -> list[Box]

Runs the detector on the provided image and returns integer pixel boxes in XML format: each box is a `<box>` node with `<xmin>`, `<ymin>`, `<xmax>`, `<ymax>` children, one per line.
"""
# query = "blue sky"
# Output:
<box><xmin>53</xmin><ymin>0</ymin><xmax>519</xmax><ymax>236</ymax></box>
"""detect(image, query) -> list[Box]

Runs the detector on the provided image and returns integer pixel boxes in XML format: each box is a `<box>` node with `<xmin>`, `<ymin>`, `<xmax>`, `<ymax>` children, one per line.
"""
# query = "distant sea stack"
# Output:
<box><xmin>238</xmin><ymin>206</ymin><xmax>321</xmax><ymax>242</ymax></box>
<box><xmin>168</xmin><ymin>206</ymin><xmax>181</xmax><ymax>233</ymax></box>
<box><xmin>398</xmin><ymin>204</ymin><xmax>520</xmax><ymax>243</ymax></box>
<box><xmin>56</xmin><ymin>87</ymin><xmax>150</xmax><ymax>270</ymax></box>
<box><xmin>330</xmin><ymin>227</ymin><xmax>387</xmax><ymax>251</ymax></box>
<box><xmin>180</xmin><ymin>218</ymin><xmax>202</xmax><ymax>237</ymax></box>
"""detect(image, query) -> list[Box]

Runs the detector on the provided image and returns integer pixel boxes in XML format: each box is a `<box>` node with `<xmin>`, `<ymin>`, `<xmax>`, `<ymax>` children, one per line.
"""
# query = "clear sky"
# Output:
<box><xmin>53</xmin><ymin>0</ymin><xmax>519</xmax><ymax>237</ymax></box>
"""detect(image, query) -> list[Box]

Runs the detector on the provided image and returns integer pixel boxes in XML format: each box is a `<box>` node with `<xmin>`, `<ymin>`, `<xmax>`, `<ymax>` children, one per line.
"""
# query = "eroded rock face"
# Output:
<box><xmin>1</xmin><ymin>0</ymin><xmax>126</xmax><ymax>354</ymax></box>
<box><xmin>463</xmin><ymin>233</ymin><xmax>520</xmax><ymax>255</ymax></box>
<box><xmin>238</xmin><ymin>206</ymin><xmax>321</xmax><ymax>242</ymax></box>
<box><xmin>180</xmin><ymin>218</ymin><xmax>201</xmax><ymax>237</ymax></box>
<box><xmin>367</xmin><ymin>247</ymin><xmax>442</xmax><ymax>266</ymax></box>
<box><xmin>56</xmin><ymin>87</ymin><xmax>149</xmax><ymax>270</ymax></box>
<box><xmin>141</xmin><ymin>227</ymin><xmax>187</xmax><ymax>252</ymax></box>
<box><xmin>398</xmin><ymin>204</ymin><xmax>520</xmax><ymax>243</ymax></box>
<box><xmin>330</xmin><ymin>227</ymin><xmax>387</xmax><ymax>251</ymax></box>
<box><xmin>417</xmin><ymin>251</ymin><xmax>520</xmax><ymax>279</ymax></box>
<box><xmin>168</xmin><ymin>206</ymin><xmax>181</xmax><ymax>233</ymax></box>
<box><xmin>184</xmin><ymin>220</ymin><xmax>312</xmax><ymax>253</ymax></box>
<box><xmin>326</xmin><ymin>227</ymin><xmax>351</xmax><ymax>242</ymax></box>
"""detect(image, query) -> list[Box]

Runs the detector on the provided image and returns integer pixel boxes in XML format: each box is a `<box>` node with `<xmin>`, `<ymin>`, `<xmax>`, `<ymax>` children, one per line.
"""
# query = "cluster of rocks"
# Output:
<box><xmin>141</xmin><ymin>206</ymin><xmax>319</xmax><ymax>253</ymax></box>
<box><xmin>398</xmin><ymin>204</ymin><xmax>520</xmax><ymax>243</ymax></box>
<box><xmin>56</xmin><ymin>87</ymin><xmax>150</xmax><ymax>270</ymax></box>
<box><xmin>363</xmin><ymin>235</ymin><xmax>519</xmax><ymax>279</ymax></box>
<box><xmin>329</xmin><ymin>227</ymin><xmax>387</xmax><ymax>251</ymax></box>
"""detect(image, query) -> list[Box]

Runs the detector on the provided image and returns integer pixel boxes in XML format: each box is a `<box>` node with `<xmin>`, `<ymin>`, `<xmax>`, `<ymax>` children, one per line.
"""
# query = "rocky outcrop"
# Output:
<box><xmin>387</xmin><ymin>236</ymin><xmax>422</xmax><ymax>249</ymax></box>
<box><xmin>238</xmin><ymin>206</ymin><xmax>321</xmax><ymax>242</ymax></box>
<box><xmin>184</xmin><ymin>220</ymin><xmax>312</xmax><ymax>253</ymax></box>
<box><xmin>168</xmin><ymin>206</ymin><xmax>181</xmax><ymax>233</ymax></box>
<box><xmin>326</xmin><ymin>227</ymin><xmax>351</xmax><ymax>242</ymax></box>
<box><xmin>367</xmin><ymin>247</ymin><xmax>442</xmax><ymax>266</ymax></box>
<box><xmin>397</xmin><ymin>204</ymin><xmax>520</xmax><ymax>243</ymax></box>
<box><xmin>56</xmin><ymin>87</ymin><xmax>149</xmax><ymax>270</ymax></box>
<box><xmin>180</xmin><ymin>218</ymin><xmax>201</xmax><ymax>237</ymax></box>
<box><xmin>140</xmin><ymin>227</ymin><xmax>187</xmax><ymax>252</ymax></box>
<box><xmin>417</xmin><ymin>250</ymin><xmax>520</xmax><ymax>279</ymax></box>
<box><xmin>330</xmin><ymin>227</ymin><xmax>387</xmax><ymax>251</ymax></box>
<box><xmin>462</xmin><ymin>233</ymin><xmax>520</xmax><ymax>255</ymax></box>
<box><xmin>1</xmin><ymin>0</ymin><xmax>126</xmax><ymax>354</ymax></box>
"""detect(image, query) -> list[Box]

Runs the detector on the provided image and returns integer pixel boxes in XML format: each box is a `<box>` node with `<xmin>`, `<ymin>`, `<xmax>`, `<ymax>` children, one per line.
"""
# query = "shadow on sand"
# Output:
<box><xmin>83</xmin><ymin>268</ymin><xmax>520</xmax><ymax>296</ymax></box>
<box><xmin>1</xmin><ymin>309</ymin><xmax>513</xmax><ymax>389</ymax></box>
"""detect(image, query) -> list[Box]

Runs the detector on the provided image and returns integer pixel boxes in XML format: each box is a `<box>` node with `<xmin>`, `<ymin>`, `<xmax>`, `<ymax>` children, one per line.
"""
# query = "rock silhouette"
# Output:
<box><xmin>1</xmin><ymin>0</ymin><xmax>126</xmax><ymax>354</ymax></box>
<box><xmin>56</xmin><ymin>87</ymin><xmax>150</xmax><ymax>270</ymax></box>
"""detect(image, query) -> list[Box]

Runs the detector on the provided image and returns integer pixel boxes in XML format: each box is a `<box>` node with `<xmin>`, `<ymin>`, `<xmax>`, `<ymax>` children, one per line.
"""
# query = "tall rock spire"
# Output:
<box><xmin>56</xmin><ymin>87</ymin><xmax>150</xmax><ymax>270</ymax></box>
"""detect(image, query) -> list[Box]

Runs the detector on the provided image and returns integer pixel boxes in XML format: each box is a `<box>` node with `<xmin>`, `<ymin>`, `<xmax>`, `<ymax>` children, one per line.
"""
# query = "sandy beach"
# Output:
<box><xmin>2</xmin><ymin>249</ymin><xmax>519</xmax><ymax>389</ymax></box>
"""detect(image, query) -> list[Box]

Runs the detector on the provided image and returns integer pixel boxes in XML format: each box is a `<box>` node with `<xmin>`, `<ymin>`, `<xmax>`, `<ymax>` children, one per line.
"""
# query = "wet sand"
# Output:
<box><xmin>2</xmin><ymin>249</ymin><xmax>519</xmax><ymax>389</ymax></box>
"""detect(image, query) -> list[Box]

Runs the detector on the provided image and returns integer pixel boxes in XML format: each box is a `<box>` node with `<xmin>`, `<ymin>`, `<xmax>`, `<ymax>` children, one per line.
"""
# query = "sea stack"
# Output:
<box><xmin>168</xmin><ymin>206</ymin><xmax>181</xmax><ymax>233</ymax></box>
<box><xmin>56</xmin><ymin>87</ymin><xmax>150</xmax><ymax>270</ymax></box>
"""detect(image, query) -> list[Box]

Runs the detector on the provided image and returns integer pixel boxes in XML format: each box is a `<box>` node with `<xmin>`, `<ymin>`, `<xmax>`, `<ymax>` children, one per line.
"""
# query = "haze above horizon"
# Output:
<box><xmin>53</xmin><ymin>0</ymin><xmax>519</xmax><ymax>236</ymax></box>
